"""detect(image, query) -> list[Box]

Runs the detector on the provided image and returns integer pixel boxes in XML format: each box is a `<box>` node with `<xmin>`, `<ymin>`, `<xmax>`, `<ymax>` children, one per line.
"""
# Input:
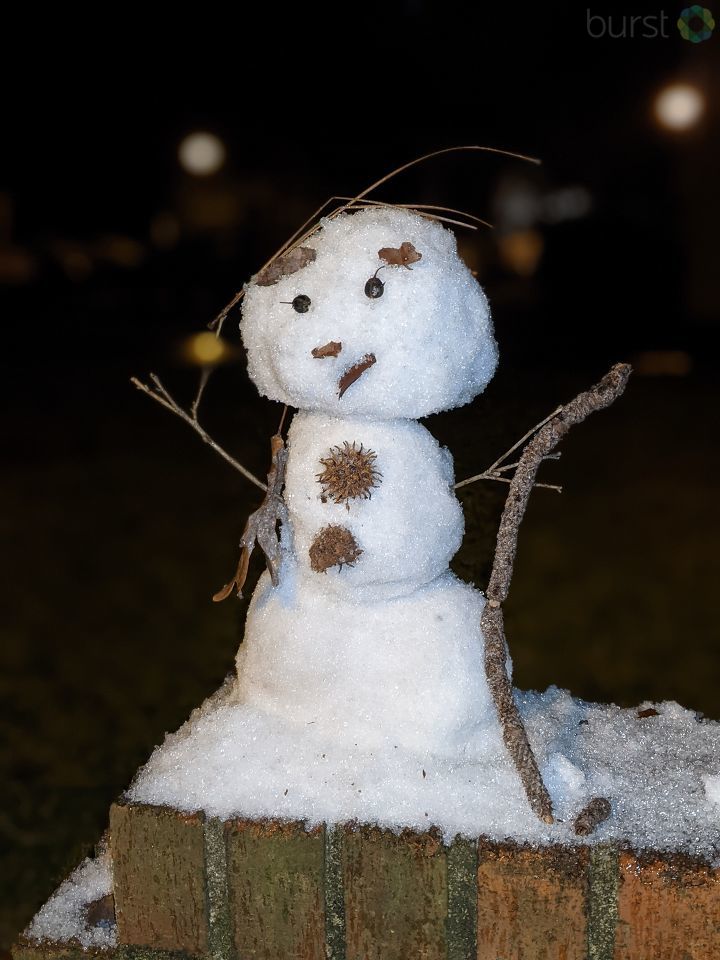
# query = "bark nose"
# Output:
<box><xmin>338</xmin><ymin>353</ymin><xmax>377</xmax><ymax>398</ymax></box>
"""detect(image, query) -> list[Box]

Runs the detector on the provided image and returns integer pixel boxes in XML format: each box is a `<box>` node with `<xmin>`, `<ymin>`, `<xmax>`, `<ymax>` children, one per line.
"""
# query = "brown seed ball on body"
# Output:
<box><xmin>316</xmin><ymin>441</ymin><xmax>381</xmax><ymax>507</ymax></box>
<box><xmin>309</xmin><ymin>525</ymin><xmax>362</xmax><ymax>573</ymax></box>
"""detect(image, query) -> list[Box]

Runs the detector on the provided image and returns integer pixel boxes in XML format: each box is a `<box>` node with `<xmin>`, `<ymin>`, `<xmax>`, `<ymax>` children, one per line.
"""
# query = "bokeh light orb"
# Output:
<box><xmin>654</xmin><ymin>83</ymin><xmax>705</xmax><ymax>131</ymax></box>
<box><xmin>178</xmin><ymin>132</ymin><xmax>226</xmax><ymax>175</ymax></box>
<box><xmin>183</xmin><ymin>332</ymin><xmax>228</xmax><ymax>365</ymax></box>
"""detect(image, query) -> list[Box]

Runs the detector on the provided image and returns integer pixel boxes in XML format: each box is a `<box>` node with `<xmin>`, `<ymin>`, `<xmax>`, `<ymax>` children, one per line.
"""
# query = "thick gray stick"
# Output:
<box><xmin>481</xmin><ymin>363</ymin><xmax>632</xmax><ymax>823</ymax></box>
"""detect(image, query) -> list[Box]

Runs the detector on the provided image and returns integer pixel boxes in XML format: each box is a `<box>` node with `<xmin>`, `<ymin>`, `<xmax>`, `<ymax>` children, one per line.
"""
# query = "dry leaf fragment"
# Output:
<box><xmin>255</xmin><ymin>246</ymin><xmax>317</xmax><ymax>287</ymax></box>
<box><xmin>338</xmin><ymin>353</ymin><xmax>376</xmax><ymax>398</ymax></box>
<box><xmin>378</xmin><ymin>241</ymin><xmax>422</xmax><ymax>269</ymax></box>
<box><xmin>84</xmin><ymin>894</ymin><xmax>116</xmax><ymax>929</ymax></box>
<box><xmin>312</xmin><ymin>341</ymin><xmax>342</xmax><ymax>358</ymax></box>
<box><xmin>213</xmin><ymin>433</ymin><xmax>289</xmax><ymax>601</ymax></box>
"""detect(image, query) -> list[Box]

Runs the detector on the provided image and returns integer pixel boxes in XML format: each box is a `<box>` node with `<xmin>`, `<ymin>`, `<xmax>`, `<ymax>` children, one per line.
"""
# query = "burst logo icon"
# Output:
<box><xmin>677</xmin><ymin>5</ymin><xmax>715</xmax><ymax>42</ymax></box>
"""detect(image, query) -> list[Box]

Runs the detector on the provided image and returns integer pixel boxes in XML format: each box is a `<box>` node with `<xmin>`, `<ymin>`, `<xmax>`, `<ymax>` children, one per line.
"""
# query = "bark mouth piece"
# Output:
<box><xmin>312</xmin><ymin>341</ymin><xmax>342</xmax><ymax>359</ymax></box>
<box><xmin>338</xmin><ymin>353</ymin><xmax>377</xmax><ymax>398</ymax></box>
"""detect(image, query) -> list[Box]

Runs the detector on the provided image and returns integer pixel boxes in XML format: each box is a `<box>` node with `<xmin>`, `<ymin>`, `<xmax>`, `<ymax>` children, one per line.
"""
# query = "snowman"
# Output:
<box><xmin>233</xmin><ymin>207</ymin><xmax>507</xmax><ymax>758</ymax></box>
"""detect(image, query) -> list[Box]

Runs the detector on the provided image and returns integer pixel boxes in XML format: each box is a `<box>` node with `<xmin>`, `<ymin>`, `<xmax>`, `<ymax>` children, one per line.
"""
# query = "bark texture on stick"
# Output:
<box><xmin>482</xmin><ymin>363</ymin><xmax>632</xmax><ymax>824</ymax></box>
<box><xmin>213</xmin><ymin>434</ymin><xmax>289</xmax><ymax>601</ymax></box>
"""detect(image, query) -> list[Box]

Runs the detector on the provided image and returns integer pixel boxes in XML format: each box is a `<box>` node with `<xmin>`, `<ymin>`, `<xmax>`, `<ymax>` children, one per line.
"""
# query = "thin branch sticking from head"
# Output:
<box><xmin>208</xmin><ymin>145</ymin><xmax>539</xmax><ymax>338</ymax></box>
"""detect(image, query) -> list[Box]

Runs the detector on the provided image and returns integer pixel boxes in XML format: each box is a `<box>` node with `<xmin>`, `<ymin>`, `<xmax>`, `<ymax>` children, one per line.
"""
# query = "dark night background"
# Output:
<box><xmin>2</xmin><ymin>9</ymin><xmax>719</xmax><ymax>949</ymax></box>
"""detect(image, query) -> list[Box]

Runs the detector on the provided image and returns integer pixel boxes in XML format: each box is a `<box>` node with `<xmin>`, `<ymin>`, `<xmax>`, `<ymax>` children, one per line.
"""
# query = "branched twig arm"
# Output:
<box><xmin>455</xmin><ymin>408</ymin><xmax>565</xmax><ymax>492</ymax></box>
<box><xmin>131</xmin><ymin>374</ymin><xmax>267</xmax><ymax>493</ymax></box>
<box><xmin>481</xmin><ymin>363</ymin><xmax>632</xmax><ymax>825</ymax></box>
<box><xmin>455</xmin><ymin>455</ymin><xmax>563</xmax><ymax>493</ymax></box>
<box><xmin>190</xmin><ymin>366</ymin><xmax>212</xmax><ymax>421</ymax></box>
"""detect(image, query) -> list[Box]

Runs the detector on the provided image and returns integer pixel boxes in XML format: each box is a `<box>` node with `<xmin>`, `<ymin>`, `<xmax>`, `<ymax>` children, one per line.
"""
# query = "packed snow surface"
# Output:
<box><xmin>128</xmin><ymin>679</ymin><xmax>720</xmax><ymax>861</ymax></box>
<box><xmin>240</xmin><ymin>207</ymin><xmax>498</xmax><ymax>419</ymax></box>
<box><xmin>24</xmin><ymin>856</ymin><xmax>115</xmax><ymax>948</ymax></box>
<box><xmin>284</xmin><ymin>413</ymin><xmax>464</xmax><ymax>599</ymax></box>
<box><xmin>237</xmin><ymin>570</ymin><xmax>498</xmax><ymax>755</ymax></box>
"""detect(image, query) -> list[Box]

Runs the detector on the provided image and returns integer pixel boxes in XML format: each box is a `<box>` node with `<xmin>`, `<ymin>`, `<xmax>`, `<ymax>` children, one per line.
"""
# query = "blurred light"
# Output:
<box><xmin>0</xmin><ymin>248</ymin><xmax>36</xmax><ymax>284</ymax></box>
<box><xmin>97</xmin><ymin>235</ymin><xmax>145</xmax><ymax>268</ymax></box>
<box><xmin>543</xmin><ymin>187</ymin><xmax>593</xmax><ymax>224</ymax></box>
<box><xmin>183</xmin><ymin>332</ymin><xmax>230</xmax><ymax>366</ymax></box>
<box><xmin>494</xmin><ymin>178</ymin><xmax>592</xmax><ymax>232</ymax></box>
<box><xmin>634</xmin><ymin>350</ymin><xmax>692</xmax><ymax>376</ymax></box>
<box><xmin>56</xmin><ymin>245</ymin><xmax>93</xmax><ymax>281</ymax></box>
<box><xmin>178</xmin><ymin>132</ymin><xmax>226</xmax><ymax>176</ymax></box>
<box><xmin>498</xmin><ymin>229</ymin><xmax>544</xmax><ymax>277</ymax></box>
<box><xmin>654</xmin><ymin>83</ymin><xmax>705</xmax><ymax>131</ymax></box>
<box><xmin>150</xmin><ymin>212</ymin><xmax>181</xmax><ymax>249</ymax></box>
<box><xmin>494</xmin><ymin>178</ymin><xmax>542</xmax><ymax>231</ymax></box>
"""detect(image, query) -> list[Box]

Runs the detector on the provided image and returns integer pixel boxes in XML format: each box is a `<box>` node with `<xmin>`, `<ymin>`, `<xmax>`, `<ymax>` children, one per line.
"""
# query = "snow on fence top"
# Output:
<box><xmin>127</xmin><ymin>679</ymin><xmax>720</xmax><ymax>862</ymax></box>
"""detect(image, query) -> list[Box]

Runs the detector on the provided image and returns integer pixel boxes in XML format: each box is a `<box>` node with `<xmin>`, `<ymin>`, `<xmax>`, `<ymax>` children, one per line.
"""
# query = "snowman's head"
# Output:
<box><xmin>240</xmin><ymin>207</ymin><xmax>498</xmax><ymax>419</ymax></box>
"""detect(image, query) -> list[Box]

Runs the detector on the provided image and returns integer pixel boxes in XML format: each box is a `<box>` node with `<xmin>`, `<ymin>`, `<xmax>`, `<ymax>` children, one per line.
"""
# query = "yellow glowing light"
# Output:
<box><xmin>634</xmin><ymin>350</ymin><xmax>692</xmax><ymax>377</ymax></box>
<box><xmin>184</xmin><ymin>332</ymin><xmax>228</xmax><ymax>366</ymax></box>
<box><xmin>178</xmin><ymin>132</ymin><xmax>226</xmax><ymax>175</ymax></box>
<box><xmin>654</xmin><ymin>83</ymin><xmax>705</xmax><ymax>131</ymax></box>
<box><xmin>498</xmin><ymin>229</ymin><xmax>544</xmax><ymax>277</ymax></box>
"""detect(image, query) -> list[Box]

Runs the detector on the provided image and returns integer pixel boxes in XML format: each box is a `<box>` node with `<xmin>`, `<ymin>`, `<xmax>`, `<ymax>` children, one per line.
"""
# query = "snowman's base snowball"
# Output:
<box><xmin>235</xmin><ymin>568</ymin><xmax>504</xmax><ymax>757</ymax></box>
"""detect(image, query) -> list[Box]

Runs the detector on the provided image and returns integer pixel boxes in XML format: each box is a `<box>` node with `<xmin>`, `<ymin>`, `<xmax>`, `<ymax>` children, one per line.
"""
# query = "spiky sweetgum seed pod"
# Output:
<box><xmin>309</xmin><ymin>525</ymin><xmax>362</xmax><ymax>573</ymax></box>
<box><xmin>316</xmin><ymin>441</ymin><xmax>381</xmax><ymax>507</ymax></box>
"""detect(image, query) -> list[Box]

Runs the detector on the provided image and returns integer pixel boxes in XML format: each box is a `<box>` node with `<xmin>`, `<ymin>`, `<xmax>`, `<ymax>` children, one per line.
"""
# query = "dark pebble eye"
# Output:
<box><xmin>364</xmin><ymin>276</ymin><xmax>384</xmax><ymax>299</ymax></box>
<box><xmin>292</xmin><ymin>294</ymin><xmax>311</xmax><ymax>313</ymax></box>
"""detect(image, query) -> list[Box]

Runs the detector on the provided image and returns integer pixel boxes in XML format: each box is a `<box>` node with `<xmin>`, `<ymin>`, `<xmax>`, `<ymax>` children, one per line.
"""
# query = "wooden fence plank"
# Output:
<box><xmin>476</xmin><ymin>841</ymin><xmax>589</xmax><ymax>960</ymax></box>
<box><xmin>110</xmin><ymin>802</ymin><xmax>208</xmax><ymax>955</ymax></box>
<box><xmin>614</xmin><ymin>850</ymin><xmax>720</xmax><ymax>960</ymax></box>
<box><xmin>225</xmin><ymin>819</ymin><xmax>325</xmax><ymax>960</ymax></box>
<box><xmin>342</xmin><ymin>825</ymin><xmax>448</xmax><ymax>960</ymax></box>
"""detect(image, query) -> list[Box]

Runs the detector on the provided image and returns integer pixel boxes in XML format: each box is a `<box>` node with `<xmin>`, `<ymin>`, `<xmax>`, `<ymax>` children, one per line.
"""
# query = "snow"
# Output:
<box><xmin>237</xmin><ymin>569</ymin><xmax>501</xmax><ymax>755</ymax></box>
<box><xmin>128</xmin><ymin>679</ymin><xmax>720</xmax><ymax>861</ymax></box>
<box><xmin>24</xmin><ymin>855</ymin><xmax>115</xmax><ymax>949</ymax></box>
<box><xmin>240</xmin><ymin>207</ymin><xmax>497</xmax><ymax>419</ymax></box>
<box><xmin>703</xmin><ymin>773</ymin><xmax>720</xmax><ymax>806</ymax></box>
<box><xmin>284</xmin><ymin>412</ymin><xmax>464</xmax><ymax>599</ymax></box>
